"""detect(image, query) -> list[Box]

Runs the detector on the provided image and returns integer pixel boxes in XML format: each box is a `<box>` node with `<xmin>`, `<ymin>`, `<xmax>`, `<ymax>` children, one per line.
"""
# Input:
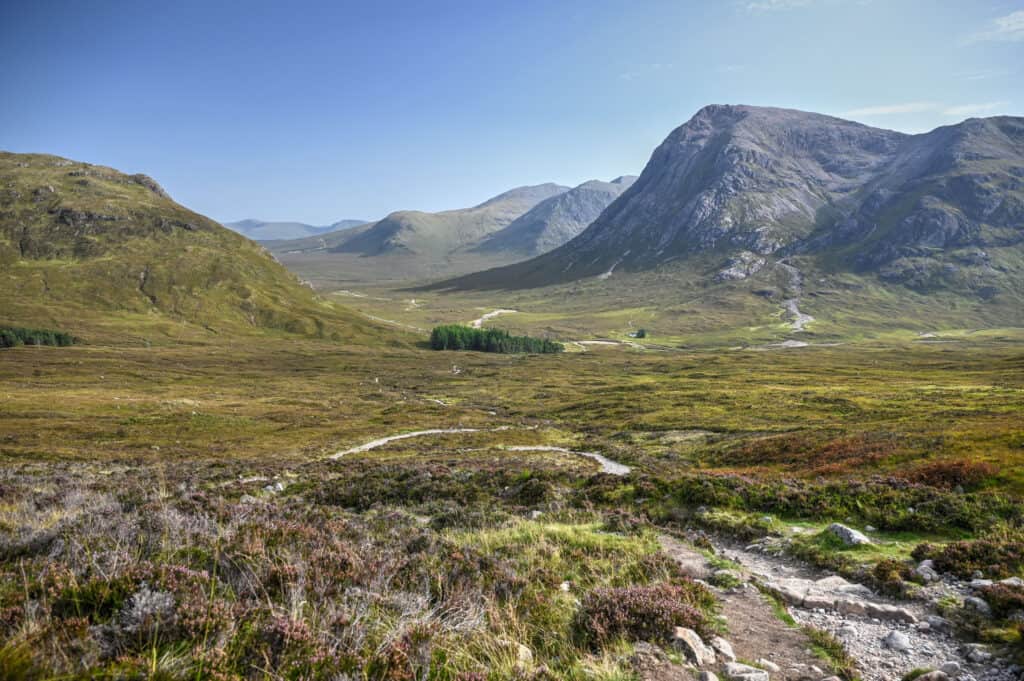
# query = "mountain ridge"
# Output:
<box><xmin>425</xmin><ymin>105</ymin><xmax>1024</xmax><ymax>298</ymax></box>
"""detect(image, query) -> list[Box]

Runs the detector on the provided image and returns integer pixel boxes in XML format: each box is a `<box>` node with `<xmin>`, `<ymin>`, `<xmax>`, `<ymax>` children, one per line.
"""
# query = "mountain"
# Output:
<box><xmin>225</xmin><ymin>218</ymin><xmax>366</xmax><ymax>241</ymax></box>
<box><xmin>430</xmin><ymin>105</ymin><xmax>1024</xmax><ymax>297</ymax></box>
<box><xmin>324</xmin><ymin>183</ymin><xmax>568</xmax><ymax>256</ymax></box>
<box><xmin>0</xmin><ymin>152</ymin><xmax>384</xmax><ymax>342</ymax></box>
<box><xmin>267</xmin><ymin>183</ymin><xmax>571</xmax><ymax>285</ymax></box>
<box><xmin>473</xmin><ymin>176</ymin><xmax>637</xmax><ymax>256</ymax></box>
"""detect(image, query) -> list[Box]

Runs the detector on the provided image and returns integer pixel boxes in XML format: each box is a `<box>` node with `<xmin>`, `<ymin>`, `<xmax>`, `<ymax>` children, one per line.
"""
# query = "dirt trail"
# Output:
<box><xmin>662</xmin><ymin>534</ymin><xmax>1013</xmax><ymax>681</ymax></box>
<box><xmin>503</xmin><ymin>444</ymin><xmax>631</xmax><ymax>475</ymax></box>
<box><xmin>328</xmin><ymin>428</ymin><xmax>631</xmax><ymax>475</ymax></box>
<box><xmin>470</xmin><ymin>309</ymin><xmax>517</xmax><ymax>328</ymax></box>
<box><xmin>659</xmin><ymin>535</ymin><xmax>830</xmax><ymax>680</ymax></box>
<box><xmin>777</xmin><ymin>262</ymin><xmax>814</xmax><ymax>332</ymax></box>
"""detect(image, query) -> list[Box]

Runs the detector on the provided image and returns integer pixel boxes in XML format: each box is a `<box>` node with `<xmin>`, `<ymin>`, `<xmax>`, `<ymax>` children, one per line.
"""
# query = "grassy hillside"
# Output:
<box><xmin>0</xmin><ymin>152</ymin><xmax>387</xmax><ymax>345</ymax></box>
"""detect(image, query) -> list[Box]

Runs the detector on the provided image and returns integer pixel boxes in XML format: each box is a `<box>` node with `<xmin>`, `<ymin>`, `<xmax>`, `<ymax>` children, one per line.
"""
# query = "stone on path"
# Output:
<box><xmin>723</xmin><ymin>662</ymin><xmax>770</xmax><ymax>681</ymax></box>
<box><xmin>882</xmin><ymin>629</ymin><xmax>911</xmax><ymax>652</ymax></box>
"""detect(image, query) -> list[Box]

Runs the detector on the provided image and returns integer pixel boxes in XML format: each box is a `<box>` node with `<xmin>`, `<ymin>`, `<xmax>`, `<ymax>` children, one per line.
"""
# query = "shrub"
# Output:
<box><xmin>980</xmin><ymin>583</ymin><xmax>1024</xmax><ymax>619</ymax></box>
<box><xmin>871</xmin><ymin>559</ymin><xmax>913</xmax><ymax>597</ymax></box>
<box><xmin>575</xmin><ymin>582</ymin><xmax>711</xmax><ymax>647</ymax></box>
<box><xmin>901</xmin><ymin>460</ymin><xmax>997</xmax><ymax>490</ymax></box>
<box><xmin>912</xmin><ymin>540</ymin><xmax>1024</xmax><ymax>579</ymax></box>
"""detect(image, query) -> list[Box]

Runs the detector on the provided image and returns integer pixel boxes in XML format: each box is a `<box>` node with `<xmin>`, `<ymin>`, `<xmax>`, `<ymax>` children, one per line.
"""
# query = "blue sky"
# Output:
<box><xmin>1</xmin><ymin>0</ymin><xmax>1021</xmax><ymax>224</ymax></box>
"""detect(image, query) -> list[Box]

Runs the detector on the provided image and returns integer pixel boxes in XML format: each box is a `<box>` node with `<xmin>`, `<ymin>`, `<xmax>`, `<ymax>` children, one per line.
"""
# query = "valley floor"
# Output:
<box><xmin>1</xmin><ymin>300</ymin><xmax>1023</xmax><ymax>679</ymax></box>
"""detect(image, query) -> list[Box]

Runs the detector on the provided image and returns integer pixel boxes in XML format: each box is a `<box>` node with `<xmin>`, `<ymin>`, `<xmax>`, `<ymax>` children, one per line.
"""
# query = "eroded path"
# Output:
<box><xmin>662</xmin><ymin>534</ymin><xmax>1012</xmax><ymax>681</ymax></box>
<box><xmin>328</xmin><ymin>428</ymin><xmax>631</xmax><ymax>474</ymax></box>
<box><xmin>659</xmin><ymin>535</ymin><xmax>833</xmax><ymax>680</ymax></box>
<box><xmin>470</xmin><ymin>309</ymin><xmax>517</xmax><ymax>328</ymax></box>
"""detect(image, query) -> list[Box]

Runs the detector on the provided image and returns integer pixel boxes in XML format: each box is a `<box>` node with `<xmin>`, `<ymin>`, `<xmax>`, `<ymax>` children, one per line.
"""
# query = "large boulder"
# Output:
<box><xmin>826</xmin><ymin>523</ymin><xmax>872</xmax><ymax>546</ymax></box>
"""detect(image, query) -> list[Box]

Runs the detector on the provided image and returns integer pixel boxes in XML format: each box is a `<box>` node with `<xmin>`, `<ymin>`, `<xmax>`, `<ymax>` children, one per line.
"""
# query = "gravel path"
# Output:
<box><xmin>328</xmin><ymin>428</ymin><xmax>632</xmax><ymax>475</ymax></box>
<box><xmin>469</xmin><ymin>309</ymin><xmax>517</xmax><ymax>328</ymax></box>
<box><xmin>717</xmin><ymin>540</ymin><xmax>1015</xmax><ymax>681</ymax></box>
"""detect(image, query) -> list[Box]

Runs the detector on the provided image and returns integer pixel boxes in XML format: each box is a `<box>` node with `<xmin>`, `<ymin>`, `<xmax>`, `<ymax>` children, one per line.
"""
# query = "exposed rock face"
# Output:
<box><xmin>439</xmin><ymin>105</ymin><xmax>1024</xmax><ymax>296</ymax></box>
<box><xmin>475</xmin><ymin>176</ymin><xmax>637</xmax><ymax>256</ymax></box>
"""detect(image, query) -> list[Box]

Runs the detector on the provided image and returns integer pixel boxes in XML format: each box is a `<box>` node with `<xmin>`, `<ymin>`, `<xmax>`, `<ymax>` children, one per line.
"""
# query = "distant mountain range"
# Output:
<box><xmin>431</xmin><ymin>105</ymin><xmax>1024</xmax><ymax>299</ymax></box>
<box><xmin>224</xmin><ymin>218</ymin><xmax>366</xmax><ymax>241</ymax></box>
<box><xmin>269</xmin><ymin>178</ymin><xmax>638</xmax><ymax>282</ymax></box>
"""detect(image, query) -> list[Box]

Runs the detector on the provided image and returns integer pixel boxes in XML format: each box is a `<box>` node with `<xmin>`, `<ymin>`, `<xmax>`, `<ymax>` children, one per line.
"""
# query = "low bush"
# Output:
<box><xmin>912</xmin><ymin>540</ymin><xmax>1024</xmax><ymax>579</ymax></box>
<box><xmin>900</xmin><ymin>460</ymin><xmax>998</xmax><ymax>491</ymax></box>
<box><xmin>980</xmin><ymin>583</ymin><xmax>1024</xmax><ymax>619</ymax></box>
<box><xmin>575</xmin><ymin>582</ymin><xmax>712</xmax><ymax>647</ymax></box>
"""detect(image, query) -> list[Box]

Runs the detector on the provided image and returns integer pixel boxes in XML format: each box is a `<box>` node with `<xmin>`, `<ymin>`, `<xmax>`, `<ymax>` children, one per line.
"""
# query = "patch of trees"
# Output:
<box><xmin>429</xmin><ymin>324</ymin><xmax>563</xmax><ymax>354</ymax></box>
<box><xmin>0</xmin><ymin>326</ymin><xmax>76</xmax><ymax>348</ymax></box>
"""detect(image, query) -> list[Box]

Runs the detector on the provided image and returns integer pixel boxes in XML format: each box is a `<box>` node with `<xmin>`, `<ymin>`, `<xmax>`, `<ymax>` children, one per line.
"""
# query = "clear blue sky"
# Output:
<box><xmin>1</xmin><ymin>0</ymin><xmax>1021</xmax><ymax>224</ymax></box>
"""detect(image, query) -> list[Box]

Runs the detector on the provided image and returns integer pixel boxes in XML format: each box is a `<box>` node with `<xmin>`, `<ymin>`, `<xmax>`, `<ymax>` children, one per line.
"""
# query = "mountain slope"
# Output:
<box><xmin>0</xmin><ymin>152</ymin><xmax>385</xmax><ymax>343</ymax></box>
<box><xmin>225</xmin><ymin>218</ymin><xmax>366</xmax><ymax>241</ymax></box>
<box><xmin>431</xmin><ymin>105</ymin><xmax>1024</xmax><ymax>299</ymax></box>
<box><xmin>325</xmin><ymin>183</ymin><xmax>568</xmax><ymax>257</ymax></box>
<box><xmin>473</xmin><ymin>176</ymin><xmax>636</xmax><ymax>256</ymax></box>
<box><xmin>266</xmin><ymin>183</ymin><xmax>571</xmax><ymax>286</ymax></box>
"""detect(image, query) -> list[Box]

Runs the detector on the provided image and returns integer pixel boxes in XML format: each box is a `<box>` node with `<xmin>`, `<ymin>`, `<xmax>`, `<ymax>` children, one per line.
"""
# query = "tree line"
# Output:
<box><xmin>429</xmin><ymin>324</ymin><xmax>563</xmax><ymax>354</ymax></box>
<box><xmin>0</xmin><ymin>326</ymin><xmax>76</xmax><ymax>348</ymax></box>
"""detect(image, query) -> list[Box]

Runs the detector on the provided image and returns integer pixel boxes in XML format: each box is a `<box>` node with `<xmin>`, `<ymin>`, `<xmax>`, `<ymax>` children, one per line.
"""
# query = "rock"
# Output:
<box><xmin>819</xmin><ymin>677</ymin><xmax>842</xmax><ymax>681</ymax></box>
<box><xmin>723</xmin><ymin>662</ymin><xmax>770</xmax><ymax>681</ymax></box>
<box><xmin>838</xmin><ymin>625</ymin><xmax>857</xmax><ymax>638</ymax></box>
<box><xmin>865</xmin><ymin>602</ymin><xmax>917</xmax><ymax>623</ymax></box>
<box><xmin>826</xmin><ymin>523</ymin><xmax>872</xmax><ymax>546</ymax></box>
<box><xmin>969</xmin><ymin>578</ymin><xmax>993</xmax><ymax>590</ymax></box>
<box><xmin>835</xmin><ymin>599</ymin><xmax>867</xmax><ymax>616</ymax></box>
<box><xmin>963</xmin><ymin>644</ymin><xmax>992</xmax><ymax>663</ymax></box>
<box><xmin>516</xmin><ymin>643</ymin><xmax>533</xmax><ymax>668</ymax></box>
<box><xmin>915</xmin><ymin>561</ymin><xmax>940</xmax><ymax>582</ymax></box>
<box><xmin>939</xmin><ymin>661</ymin><xmax>961</xmax><ymax>677</ymax></box>
<box><xmin>882</xmin><ymin>629</ymin><xmax>912</xmax><ymax>652</ymax></box>
<box><xmin>755</xmin><ymin>659</ymin><xmax>781</xmax><ymax>673</ymax></box>
<box><xmin>914</xmin><ymin>673</ymin><xmax>949</xmax><ymax>681</ymax></box>
<box><xmin>672</xmin><ymin>626</ymin><xmax>716</xmax><ymax>666</ymax></box>
<box><xmin>971</xmin><ymin>570</ymin><xmax>984</xmax><ymax>579</ymax></box>
<box><xmin>927</xmin><ymin>615</ymin><xmax>953</xmax><ymax>632</ymax></box>
<box><xmin>999</xmin><ymin>576</ymin><xmax>1024</xmax><ymax>587</ymax></box>
<box><xmin>710</xmin><ymin>636</ymin><xmax>736</xmax><ymax>662</ymax></box>
<box><xmin>864</xmin><ymin>525</ymin><xmax>877</xmax><ymax>532</ymax></box>
<box><xmin>698</xmin><ymin>673</ymin><xmax>719</xmax><ymax>681</ymax></box>
<box><xmin>964</xmin><ymin>596</ymin><xmax>992</xmax><ymax>617</ymax></box>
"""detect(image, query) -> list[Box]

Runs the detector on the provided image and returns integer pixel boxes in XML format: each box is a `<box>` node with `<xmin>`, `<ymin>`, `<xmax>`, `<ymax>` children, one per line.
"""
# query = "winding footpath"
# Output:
<box><xmin>328</xmin><ymin>427</ymin><xmax>630</xmax><ymax>474</ymax></box>
<box><xmin>470</xmin><ymin>309</ymin><xmax>517</xmax><ymax>328</ymax></box>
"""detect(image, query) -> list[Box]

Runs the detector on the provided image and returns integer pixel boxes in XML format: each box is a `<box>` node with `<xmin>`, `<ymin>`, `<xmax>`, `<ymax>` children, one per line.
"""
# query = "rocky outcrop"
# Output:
<box><xmin>438</xmin><ymin>106</ymin><xmax>1024</xmax><ymax>296</ymax></box>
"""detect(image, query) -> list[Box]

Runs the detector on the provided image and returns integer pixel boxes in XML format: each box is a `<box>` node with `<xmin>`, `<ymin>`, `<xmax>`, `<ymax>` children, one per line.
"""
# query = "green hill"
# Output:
<box><xmin>0</xmin><ymin>152</ymin><xmax>386</xmax><ymax>344</ymax></box>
